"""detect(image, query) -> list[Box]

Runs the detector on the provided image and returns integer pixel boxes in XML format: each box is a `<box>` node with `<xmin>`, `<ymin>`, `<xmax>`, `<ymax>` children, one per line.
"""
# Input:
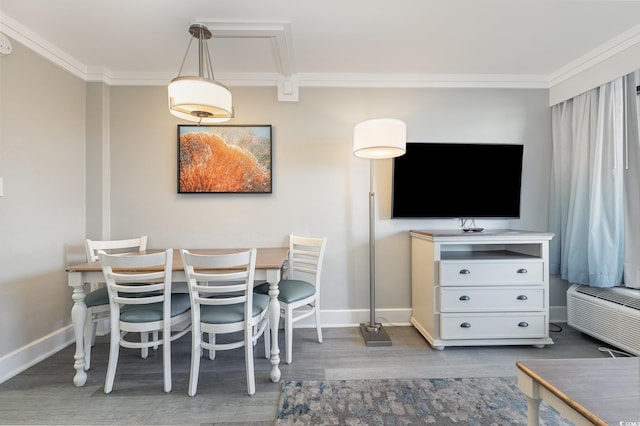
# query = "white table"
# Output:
<box><xmin>66</xmin><ymin>247</ymin><xmax>289</xmax><ymax>387</ymax></box>
<box><xmin>517</xmin><ymin>357</ymin><xmax>640</xmax><ymax>426</ymax></box>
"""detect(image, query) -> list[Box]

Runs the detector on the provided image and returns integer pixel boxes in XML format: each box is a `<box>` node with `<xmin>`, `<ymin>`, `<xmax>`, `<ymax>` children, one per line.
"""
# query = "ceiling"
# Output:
<box><xmin>2</xmin><ymin>0</ymin><xmax>640</xmax><ymax>99</ymax></box>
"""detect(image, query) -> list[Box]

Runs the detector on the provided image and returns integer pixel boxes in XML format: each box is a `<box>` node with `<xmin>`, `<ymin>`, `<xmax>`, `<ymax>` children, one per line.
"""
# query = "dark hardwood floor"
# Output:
<box><xmin>0</xmin><ymin>324</ymin><xmax>618</xmax><ymax>425</ymax></box>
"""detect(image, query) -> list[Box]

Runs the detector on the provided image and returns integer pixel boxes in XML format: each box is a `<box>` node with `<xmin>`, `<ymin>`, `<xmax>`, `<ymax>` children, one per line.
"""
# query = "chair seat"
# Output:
<box><xmin>85</xmin><ymin>287</ymin><xmax>109</xmax><ymax>308</ymax></box>
<box><xmin>87</xmin><ymin>285</ymin><xmax>161</xmax><ymax>310</ymax></box>
<box><xmin>200</xmin><ymin>293</ymin><xmax>269</xmax><ymax>324</ymax></box>
<box><xmin>120</xmin><ymin>293</ymin><xmax>191</xmax><ymax>323</ymax></box>
<box><xmin>256</xmin><ymin>280</ymin><xmax>315</xmax><ymax>304</ymax></box>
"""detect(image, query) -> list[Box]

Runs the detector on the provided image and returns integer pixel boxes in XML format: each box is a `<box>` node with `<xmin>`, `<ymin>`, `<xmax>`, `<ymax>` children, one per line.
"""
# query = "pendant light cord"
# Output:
<box><xmin>176</xmin><ymin>36</ymin><xmax>195</xmax><ymax>77</ymax></box>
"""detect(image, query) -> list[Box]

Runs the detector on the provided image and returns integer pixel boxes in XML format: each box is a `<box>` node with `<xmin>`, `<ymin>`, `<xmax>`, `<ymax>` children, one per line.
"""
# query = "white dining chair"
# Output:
<box><xmin>99</xmin><ymin>248</ymin><xmax>191</xmax><ymax>394</ymax></box>
<box><xmin>83</xmin><ymin>236</ymin><xmax>148</xmax><ymax>370</ymax></box>
<box><xmin>181</xmin><ymin>248</ymin><xmax>270</xmax><ymax>396</ymax></box>
<box><xmin>256</xmin><ymin>234</ymin><xmax>327</xmax><ymax>364</ymax></box>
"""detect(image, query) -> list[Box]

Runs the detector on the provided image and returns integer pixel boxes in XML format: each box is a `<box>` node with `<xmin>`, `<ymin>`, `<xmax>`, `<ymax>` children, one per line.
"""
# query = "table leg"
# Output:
<box><xmin>525</xmin><ymin>395</ymin><xmax>541</xmax><ymax>426</ymax></box>
<box><xmin>68</xmin><ymin>272</ymin><xmax>88</xmax><ymax>387</ymax></box>
<box><xmin>266</xmin><ymin>269</ymin><xmax>281</xmax><ymax>382</ymax></box>
<box><xmin>517</xmin><ymin>367</ymin><xmax>541</xmax><ymax>426</ymax></box>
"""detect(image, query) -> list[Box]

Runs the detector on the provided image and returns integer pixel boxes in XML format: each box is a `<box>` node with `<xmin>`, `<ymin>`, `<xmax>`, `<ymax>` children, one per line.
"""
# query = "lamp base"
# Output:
<box><xmin>359</xmin><ymin>322</ymin><xmax>392</xmax><ymax>347</ymax></box>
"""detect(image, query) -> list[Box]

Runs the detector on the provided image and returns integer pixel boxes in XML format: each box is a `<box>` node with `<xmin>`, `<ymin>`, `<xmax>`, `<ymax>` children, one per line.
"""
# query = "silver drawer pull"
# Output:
<box><xmin>516</xmin><ymin>295</ymin><xmax>528</xmax><ymax>301</ymax></box>
<box><xmin>517</xmin><ymin>268</ymin><xmax>528</xmax><ymax>274</ymax></box>
<box><xmin>518</xmin><ymin>322</ymin><xmax>529</xmax><ymax>327</ymax></box>
<box><xmin>460</xmin><ymin>322</ymin><xmax>471</xmax><ymax>328</ymax></box>
<box><xmin>459</xmin><ymin>269</ymin><xmax>471</xmax><ymax>275</ymax></box>
<box><xmin>459</xmin><ymin>295</ymin><xmax>470</xmax><ymax>301</ymax></box>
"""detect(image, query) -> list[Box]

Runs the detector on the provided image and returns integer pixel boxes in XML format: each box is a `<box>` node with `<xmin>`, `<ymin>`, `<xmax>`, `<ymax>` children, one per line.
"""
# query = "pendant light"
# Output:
<box><xmin>168</xmin><ymin>23</ymin><xmax>233</xmax><ymax>123</ymax></box>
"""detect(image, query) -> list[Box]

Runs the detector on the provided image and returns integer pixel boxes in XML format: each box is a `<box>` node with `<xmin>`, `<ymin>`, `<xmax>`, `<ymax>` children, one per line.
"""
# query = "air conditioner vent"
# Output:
<box><xmin>568</xmin><ymin>283</ymin><xmax>640</xmax><ymax>356</ymax></box>
<box><xmin>575</xmin><ymin>285</ymin><xmax>640</xmax><ymax>311</ymax></box>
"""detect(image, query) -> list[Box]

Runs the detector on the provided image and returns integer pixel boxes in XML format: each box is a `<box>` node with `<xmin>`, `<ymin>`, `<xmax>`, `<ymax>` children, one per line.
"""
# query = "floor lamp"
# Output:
<box><xmin>353</xmin><ymin>118</ymin><xmax>407</xmax><ymax>346</ymax></box>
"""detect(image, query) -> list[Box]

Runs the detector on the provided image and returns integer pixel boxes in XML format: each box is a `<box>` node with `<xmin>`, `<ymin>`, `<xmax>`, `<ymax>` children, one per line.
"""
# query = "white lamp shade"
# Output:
<box><xmin>353</xmin><ymin>118</ymin><xmax>407</xmax><ymax>159</ymax></box>
<box><xmin>168</xmin><ymin>76</ymin><xmax>233</xmax><ymax>123</ymax></box>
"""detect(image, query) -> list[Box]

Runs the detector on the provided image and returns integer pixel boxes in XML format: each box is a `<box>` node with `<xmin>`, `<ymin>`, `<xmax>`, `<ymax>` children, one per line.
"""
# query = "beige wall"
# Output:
<box><xmin>0</xmin><ymin>40</ymin><xmax>86</xmax><ymax>379</ymax></box>
<box><xmin>107</xmin><ymin>85</ymin><xmax>554</xmax><ymax>317</ymax></box>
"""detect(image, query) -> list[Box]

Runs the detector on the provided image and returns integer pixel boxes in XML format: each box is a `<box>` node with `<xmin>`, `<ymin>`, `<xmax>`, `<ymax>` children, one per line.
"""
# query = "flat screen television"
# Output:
<box><xmin>391</xmin><ymin>142</ymin><xmax>524</xmax><ymax>218</ymax></box>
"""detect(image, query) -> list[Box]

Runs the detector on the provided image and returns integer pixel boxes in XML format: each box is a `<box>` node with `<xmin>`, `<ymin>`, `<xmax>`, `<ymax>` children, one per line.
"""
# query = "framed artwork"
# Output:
<box><xmin>177</xmin><ymin>125</ymin><xmax>272</xmax><ymax>193</ymax></box>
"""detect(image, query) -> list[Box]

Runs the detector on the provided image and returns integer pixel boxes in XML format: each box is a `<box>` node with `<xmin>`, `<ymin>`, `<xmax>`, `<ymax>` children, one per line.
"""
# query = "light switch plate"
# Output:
<box><xmin>0</xmin><ymin>177</ymin><xmax>4</xmax><ymax>196</ymax></box>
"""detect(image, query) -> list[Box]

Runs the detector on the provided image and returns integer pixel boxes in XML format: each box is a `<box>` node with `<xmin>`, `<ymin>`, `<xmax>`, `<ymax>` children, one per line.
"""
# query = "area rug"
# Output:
<box><xmin>275</xmin><ymin>377</ymin><xmax>572</xmax><ymax>425</ymax></box>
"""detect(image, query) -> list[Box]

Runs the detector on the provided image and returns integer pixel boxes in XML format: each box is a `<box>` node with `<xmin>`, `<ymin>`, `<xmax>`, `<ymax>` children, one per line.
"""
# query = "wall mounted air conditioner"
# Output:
<box><xmin>567</xmin><ymin>283</ymin><xmax>640</xmax><ymax>356</ymax></box>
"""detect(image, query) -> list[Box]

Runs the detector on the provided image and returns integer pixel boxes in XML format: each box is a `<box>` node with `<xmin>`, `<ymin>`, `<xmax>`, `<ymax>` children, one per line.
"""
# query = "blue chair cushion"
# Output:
<box><xmin>85</xmin><ymin>284</ymin><xmax>161</xmax><ymax>309</ymax></box>
<box><xmin>119</xmin><ymin>293</ymin><xmax>191</xmax><ymax>323</ymax></box>
<box><xmin>199</xmin><ymin>293</ymin><xmax>269</xmax><ymax>324</ymax></box>
<box><xmin>255</xmin><ymin>280</ymin><xmax>316</xmax><ymax>304</ymax></box>
<box><xmin>85</xmin><ymin>287</ymin><xmax>108</xmax><ymax>308</ymax></box>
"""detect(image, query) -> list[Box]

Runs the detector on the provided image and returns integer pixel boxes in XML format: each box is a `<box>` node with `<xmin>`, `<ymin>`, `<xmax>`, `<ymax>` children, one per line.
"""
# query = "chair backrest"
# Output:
<box><xmin>181</xmin><ymin>249</ymin><xmax>257</xmax><ymax>318</ymax></box>
<box><xmin>288</xmin><ymin>234</ymin><xmax>327</xmax><ymax>288</ymax></box>
<box><xmin>85</xmin><ymin>236</ymin><xmax>148</xmax><ymax>262</ymax></box>
<box><xmin>98</xmin><ymin>249</ymin><xmax>173</xmax><ymax>316</ymax></box>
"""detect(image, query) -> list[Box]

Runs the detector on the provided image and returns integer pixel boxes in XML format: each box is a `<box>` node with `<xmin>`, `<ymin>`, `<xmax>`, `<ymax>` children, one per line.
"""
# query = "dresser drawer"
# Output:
<box><xmin>440</xmin><ymin>287</ymin><xmax>544</xmax><ymax>312</ymax></box>
<box><xmin>440</xmin><ymin>313</ymin><xmax>547</xmax><ymax>339</ymax></box>
<box><xmin>439</xmin><ymin>260</ymin><xmax>543</xmax><ymax>286</ymax></box>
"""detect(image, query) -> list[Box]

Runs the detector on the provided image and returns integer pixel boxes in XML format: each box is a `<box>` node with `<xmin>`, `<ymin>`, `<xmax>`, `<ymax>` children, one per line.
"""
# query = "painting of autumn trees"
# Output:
<box><xmin>178</xmin><ymin>125</ymin><xmax>272</xmax><ymax>193</ymax></box>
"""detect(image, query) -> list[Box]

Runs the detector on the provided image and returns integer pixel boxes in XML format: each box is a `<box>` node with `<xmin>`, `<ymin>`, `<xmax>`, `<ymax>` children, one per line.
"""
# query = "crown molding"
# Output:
<box><xmin>0</xmin><ymin>13</ymin><xmax>88</xmax><ymax>79</ymax></box>
<box><xmin>549</xmin><ymin>23</ymin><xmax>640</xmax><ymax>87</ymax></box>
<box><xmin>88</xmin><ymin>71</ymin><xmax>551</xmax><ymax>89</ymax></box>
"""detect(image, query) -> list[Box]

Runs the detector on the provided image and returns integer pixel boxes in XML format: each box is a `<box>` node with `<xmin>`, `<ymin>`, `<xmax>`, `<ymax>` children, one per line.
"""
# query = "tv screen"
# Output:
<box><xmin>392</xmin><ymin>142</ymin><xmax>524</xmax><ymax>218</ymax></box>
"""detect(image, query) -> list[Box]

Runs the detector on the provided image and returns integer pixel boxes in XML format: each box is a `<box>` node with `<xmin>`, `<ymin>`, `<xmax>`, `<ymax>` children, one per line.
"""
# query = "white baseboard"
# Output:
<box><xmin>293</xmin><ymin>307</ymin><xmax>413</xmax><ymax>328</ymax></box>
<box><xmin>0</xmin><ymin>305</ymin><xmax>567</xmax><ymax>384</ymax></box>
<box><xmin>295</xmin><ymin>307</ymin><xmax>568</xmax><ymax>328</ymax></box>
<box><xmin>0</xmin><ymin>324</ymin><xmax>75</xmax><ymax>385</ymax></box>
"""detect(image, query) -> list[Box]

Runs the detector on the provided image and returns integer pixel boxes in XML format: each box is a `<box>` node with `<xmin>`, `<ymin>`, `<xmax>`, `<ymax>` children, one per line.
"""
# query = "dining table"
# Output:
<box><xmin>65</xmin><ymin>246</ymin><xmax>289</xmax><ymax>387</ymax></box>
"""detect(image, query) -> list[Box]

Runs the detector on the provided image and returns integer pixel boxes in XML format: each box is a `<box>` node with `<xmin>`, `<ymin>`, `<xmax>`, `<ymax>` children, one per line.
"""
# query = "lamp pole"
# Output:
<box><xmin>359</xmin><ymin>158</ymin><xmax>392</xmax><ymax>346</ymax></box>
<box><xmin>368</xmin><ymin>159</ymin><xmax>376</xmax><ymax>330</ymax></box>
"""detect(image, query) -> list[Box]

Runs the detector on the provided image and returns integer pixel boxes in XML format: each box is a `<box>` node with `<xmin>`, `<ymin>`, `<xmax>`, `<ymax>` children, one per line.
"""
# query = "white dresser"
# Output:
<box><xmin>410</xmin><ymin>229</ymin><xmax>554</xmax><ymax>350</ymax></box>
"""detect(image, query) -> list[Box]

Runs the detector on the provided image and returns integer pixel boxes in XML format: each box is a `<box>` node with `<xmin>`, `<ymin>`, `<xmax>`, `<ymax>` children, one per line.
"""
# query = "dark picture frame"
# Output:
<box><xmin>177</xmin><ymin>125</ymin><xmax>272</xmax><ymax>193</ymax></box>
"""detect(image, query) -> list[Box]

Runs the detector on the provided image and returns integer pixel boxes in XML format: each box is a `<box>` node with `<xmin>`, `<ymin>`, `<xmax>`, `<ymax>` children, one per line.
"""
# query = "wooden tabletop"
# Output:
<box><xmin>516</xmin><ymin>357</ymin><xmax>640</xmax><ymax>425</ymax></box>
<box><xmin>66</xmin><ymin>247</ymin><xmax>289</xmax><ymax>272</ymax></box>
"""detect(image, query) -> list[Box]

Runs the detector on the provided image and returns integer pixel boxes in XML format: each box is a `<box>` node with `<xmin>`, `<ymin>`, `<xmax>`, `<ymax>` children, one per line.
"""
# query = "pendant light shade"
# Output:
<box><xmin>353</xmin><ymin>118</ymin><xmax>406</xmax><ymax>159</ymax></box>
<box><xmin>168</xmin><ymin>24</ymin><xmax>233</xmax><ymax>123</ymax></box>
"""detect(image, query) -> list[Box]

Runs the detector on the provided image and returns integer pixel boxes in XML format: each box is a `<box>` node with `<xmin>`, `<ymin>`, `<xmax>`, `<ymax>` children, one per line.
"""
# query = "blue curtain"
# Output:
<box><xmin>623</xmin><ymin>71</ymin><xmax>640</xmax><ymax>289</ymax></box>
<box><xmin>549</xmin><ymin>79</ymin><xmax>625</xmax><ymax>287</ymax></box>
